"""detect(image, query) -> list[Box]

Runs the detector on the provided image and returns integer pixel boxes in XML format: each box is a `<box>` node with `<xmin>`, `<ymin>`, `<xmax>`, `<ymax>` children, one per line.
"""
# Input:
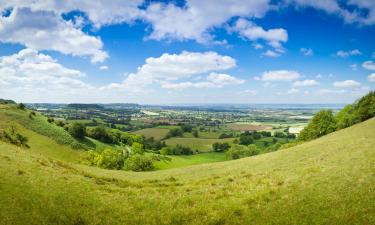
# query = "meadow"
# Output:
<box><xmin>0</xmin><ymin>117</ymin><xmax>374</xmax><ymax>224</ymax></box>
<box><xmin>165</xmin><ymin>137</ymin><xmax>236</xmax><ymax>152</ymax></box>
<box><xmin>132</xmin><ymin>127</ymin><xmax>170</xmax><ymax>140</ymax></box>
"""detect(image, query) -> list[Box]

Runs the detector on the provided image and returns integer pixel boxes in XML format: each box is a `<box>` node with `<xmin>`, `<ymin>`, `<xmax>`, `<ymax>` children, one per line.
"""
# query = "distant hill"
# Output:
<box><xmin>0</xmin><ymin>101</ymin><xmax>374</xmax><ymax>224</ymax></box>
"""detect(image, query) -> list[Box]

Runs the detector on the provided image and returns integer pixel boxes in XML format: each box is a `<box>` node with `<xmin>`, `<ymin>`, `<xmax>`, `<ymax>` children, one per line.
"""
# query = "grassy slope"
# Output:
<box><xmin>0</xmin><ymin>105</ymin><xmax>374</xmax><ymax>224</ymax></box>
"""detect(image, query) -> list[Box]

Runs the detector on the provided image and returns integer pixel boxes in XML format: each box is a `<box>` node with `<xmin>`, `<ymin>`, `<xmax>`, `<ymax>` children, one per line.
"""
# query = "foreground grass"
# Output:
<box><xmin>0</xmin><ymin>115</ymin><xmax>374</xmax><ymax>224</ymax></box>
<box><xmin>154</xmin><ymin>152</ymin><xmax>228</xmax><ymax>170</ymax></box>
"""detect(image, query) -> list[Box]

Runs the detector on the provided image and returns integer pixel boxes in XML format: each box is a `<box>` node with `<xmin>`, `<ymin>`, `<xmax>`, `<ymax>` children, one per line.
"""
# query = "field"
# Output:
<box><xmin>132</xmin><ymin>128</ymin><xmax>170</xmax><ymax>140</ymax></box>
<box><xmin>0</xmin><ymin>115</ymin><xmax>374</xmax><ymax>224</ymax></box>
<box><xmin>154</xmin><ymin>152</ymin><xmax>228</xmax><ymax>170</ymax></box>
<box><xmin>227</xmin><ymin>123</ymin><xmax>272</xmax><ymax>131</ymax></box>
<box><xmin>165</xmin><ymin>137</ymin><xmax>236</xmax><ymax>152</ymax></box>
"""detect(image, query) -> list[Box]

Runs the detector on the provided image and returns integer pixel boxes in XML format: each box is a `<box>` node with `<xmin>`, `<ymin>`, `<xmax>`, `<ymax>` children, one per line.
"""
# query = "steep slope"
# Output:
<box><xmin>0</xmin><ymin>106</ymin><xmax>374</xmax><ymax>224</ymax></box>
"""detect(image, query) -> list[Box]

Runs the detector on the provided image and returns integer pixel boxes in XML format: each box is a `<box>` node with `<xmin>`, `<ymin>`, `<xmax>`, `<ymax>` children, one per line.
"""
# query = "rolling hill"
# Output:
<box><xmin>0</xmin><ymin>104</ymin><xmax>374</xmax><ymax>225</ymax></box>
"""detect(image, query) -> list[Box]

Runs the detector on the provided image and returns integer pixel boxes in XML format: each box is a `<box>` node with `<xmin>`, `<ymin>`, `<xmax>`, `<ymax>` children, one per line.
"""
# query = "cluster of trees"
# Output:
<box><xmin>143</xmin><ymin>137</ymin><xmax>166</xmax><ymax>152</ymax></box>
<box><xmin>226</xmin><ymin>144</ymin><xmax>259</xmax><ymax>159</ymax></box>
<box><xmin>160</xmin><ymin>145</ymin><xmax>194</xmax><ymax>155</ymax></box>
<box><xmin>299</xmin><ymin>91</ymin><xmax>375</xmax><ymax>141</ymax></box>
<box><xmin>218</xmin><ymin>133</ymin><xmax>234</xmax><ymax>139</ymax></box>
<box><xmin>212</xmin><ymin>142</ymin><xmax>230</xmax><ymax>152</ymax></box>
<box><xmin>87</xmin><ymin>143</ymin><xmax>155</xmax><ymax>171</ymax></box>
<box><xmin>164</xmin><ymin>124</ymin><xmax>199</xmax><ymax>139</ymax></box>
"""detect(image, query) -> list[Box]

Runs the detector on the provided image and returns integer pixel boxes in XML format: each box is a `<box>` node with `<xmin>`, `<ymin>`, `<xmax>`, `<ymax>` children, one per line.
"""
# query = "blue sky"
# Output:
<box><xmin>0</xmin><ymin>0</ymin><xmax>375</xmax><ymax>104</ymax></box>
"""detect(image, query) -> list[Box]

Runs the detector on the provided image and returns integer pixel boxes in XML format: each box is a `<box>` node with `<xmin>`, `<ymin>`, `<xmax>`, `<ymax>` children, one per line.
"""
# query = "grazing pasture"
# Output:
<box><xmin>227</xmin><ymin>123</ymin><xmax>272</xmax><ymax>131</ymax></box>
<box><xmin>165</xmin><ymin>137</ymin><xmax>236</xmax><ymax>152</ymax></box>
<box><xmin>132</xmin><ymin>128</ymin><xmax>170</xmax><ymax>140</ymax></box>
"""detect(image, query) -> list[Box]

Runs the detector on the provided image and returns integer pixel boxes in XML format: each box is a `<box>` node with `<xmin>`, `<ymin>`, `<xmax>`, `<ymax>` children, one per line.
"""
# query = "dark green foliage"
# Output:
<box><xmin>144</xmin><ymin>137</ymin><xmax>166</xmax><ymax>151</ymax></box>
<box><xmin>0</xmin><ymin>127</ymin><xmax>29</xmax><ymax>148</ymax></box>
<box><xmin>219</xmin><ymin>133</ymin><xmax>234</xmax><ymax>139</ymax></box>
<box><xmin>47</xmin><ymin>117</ymin><xmax>54</xmax><ymax>123</ymax></box>
<box><xmin>0</xmin><ymin>99</ymin><xmax>16</xmax><ymax>104</ymax></box>
<box><xmin>86</xmin><ymin>126</ymin><xmax>114</xmax><ymax>143</ymax></box>
<box><xmin>131</xmin><ymin>142</ymin><xmax>144</xmax><ymax>154</ymax></box>
<box><xmin>165</xmin><ymin>128</ymin><xmax>183</xmax><ymax>138</ymax></box>
<box><xmin>260</xmin><ymin>131</ymin><xmax>272</xmax><ymax>137</ymax></box>
<box><xmin>160</xmin><ymin>145</ymin><xmax>194</xmax><ymax>155</ymax></box>
<box><xmin>298</xmin><ymin>110</ymin><xmax>337</xmax><ymax>141</ymax></box>
<box><xmin>274</xmin><ymin>132</ymin><xmax>287</xmax><ymax>138</ymax></box>
<box><xmin>226</xmin><ymin>144</ymin><xmax>259</xmax><ymax>159</ymax></box>
<box><xmin>181</xmin><ymin>124</ymin><xmax>193</xmax><ymax>133</ymax></box>
<box><xmin>212</xmin><ymin>142</ymin><xmax>230</xmax><ymax>152</ymax></box>
<box><xmin>18</xmin><ymin>103</ymin><xmax>26</xmax><ymax>110</ymax></box>
<box><xmin>68</xmin><ymin>123</ymin><xmax>86</xmax><ymax>139</ymax></box>
<box><xmin>239</xmin><ymin>132</ymin><xmax>253</xmax><ymax>145</ymax></box>
<box><xmin>192</xmin><ymin>129</ymin><xmax>199</xmax><ymax>137</ymax></box>
<box><xmin>28</xmin><ymin>111</ymin><xmax>36</xmax><ymax>119</ymax></box>
<box><xmin>125</xmin><ymin>154</ymin><xmax>154</xmax><ymax>171</ymax></box>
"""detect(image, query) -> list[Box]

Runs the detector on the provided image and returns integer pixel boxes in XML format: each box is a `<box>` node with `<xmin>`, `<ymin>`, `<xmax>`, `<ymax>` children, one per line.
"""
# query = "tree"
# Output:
<box><xmin>298</xmin><ymin>110</ymin><xmax>337</xmax><ymax>141</ymax></box>
<box><xmin>131</xmin><ymin>142</ymin><xmax>144</xmax><ymax>155</ymax></box>
<box><xmin>68</xmin><ymin>122</ymin><xmax>86</xmax><ymax>139</ymax></box>
<box><xmin>125</xmin><ymin>154</ymin><xmax>154</xmax><ymax>171</ymax></box>
<box><xmin>226</xmin><ymin>144</ymin><xmax>259</xmax><ymax>160</ymax></box>
<box><xmin>239</xmin><ymin>134</ymin><xmax>253</xmax><ymax>145</ymax></box>
<box><xmin>192</xmin><ymin>129</ymin><xmax>199</xmax><ymax>137</ymax></box>
<box><xmin>212</xmin><ymin>142</ymin><xmax>230</xmax><ymax>152</ymax></box>
<box><xmin>87</xmin><ymin>149</ymin><xmax>126</xmax><ymax>170</ymax></box>
<box><xmin>18</xmin><ymin>103</ymin><xmax>26</xmax><ymax>110</ymax></box>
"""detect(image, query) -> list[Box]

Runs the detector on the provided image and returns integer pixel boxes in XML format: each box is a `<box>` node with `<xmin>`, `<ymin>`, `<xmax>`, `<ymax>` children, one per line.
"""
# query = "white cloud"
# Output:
<box><xmin>289</xmin><ymin>0</ymin><xmax>375</xmax><ymax>25</ymax></box>
<box><xmin>336</xmin><ymin>49</ymin><xmax>362</xmax><ymax>58</ymax></box>
<box><xmin>99</xmin><ymin>65</ymin><xmax>109</xmax><ymax>70</ymax></box>
<box><xmin>102</xmin><ymin>51</ymin><xmax>238</xmax><ymax>92</ymax></box>
<box><xmin>293</xmin><ymin>79</ymin><xmax>319</xmax><ymax>87</ymax></box>
<box><xmin>333</xmin><ymin>80</ymin><xmax>361</xmax><ymax>88</ymax></box>
<box><xmin>368</xmin><ymin>73</ymin><xmax>375</xmax><ymax>82</ymax></box>
<box><xmin>316</xmin><ymin>74</ymin><xmax>323</xmax><ymax>79</ymax></box>
<box><xmin>0</xmin><ymin>7</ymin><xmax>108</xmax><ymax>63</ymax></box>
<box><xmin>253</xmin><ymin>43</ymin><xmax>263</xmax><ymax>49</ymax></box>
<box><xmin>232</xmin><ymin>18</ymin><xmax>288</xmax><ymax>51</ymax></box>
<box><xmin>262</xmin><ymin>50</ymin><xmax>281</xmax><ymax>58</ymax></box>
<box><xmin>142</xmin><ymin>1</ymin><xmax>270</xmax><ymax>43</ymax></box>
<box><xmin>0</xmin><ymin>48</ymin><xmax>93</xmax><ymax>101</ymax></box>
<box><xmin>362</xmin><ymin>60</ymin><xmax>375</xmax><ymax>70</ymax></box>
<box><xmin>260</xmin><ymin>70</ymin><xmax>300</xmax><ymax>82</ymax></box>
<box><xmin>351</xmin><ymin>64</ymin><xmax>358</xmax><ymax>71</ymax></box>
<box><xmin>300</xmin><ymin>48</ymin><xmax>313</xmax><ymax>56</ymax></box>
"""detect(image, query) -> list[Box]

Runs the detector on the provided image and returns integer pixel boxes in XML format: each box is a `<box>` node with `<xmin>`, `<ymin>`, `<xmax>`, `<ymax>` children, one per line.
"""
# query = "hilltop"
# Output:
<box><xmin>0</xmin><ymin>103</ymin><xmax>374</xmax><ymax>224</ymax></box>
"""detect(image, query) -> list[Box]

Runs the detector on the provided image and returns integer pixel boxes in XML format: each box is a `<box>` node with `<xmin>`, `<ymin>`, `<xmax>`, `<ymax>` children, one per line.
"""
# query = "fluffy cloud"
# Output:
<box><xmin>0</xmin><ymin>48</ymin><xmax>92</xmax><ymax>101</ymax></box>
<box><xmin>362</xmin><ymin>61</ymin><xmax>375</xmax><ymax>70</ymax></box>
<box><xmin>333</xmin><ymin>80</ymin><xmax>361</xmax><ymax>88</ymax></box>
<box><xmin>262</xmin><ymin>50</ymin><xmax>281</xmax><ymax>58</ymax></box>
<box><xmin>293</xmin><ymin>79</ymin><xmax>319</xmax><ymax>86</ymax></box>
<box><xmin>351</xmin><ymin>64</ymin><xmax>358</xmax><ymax>71</ymax></box>
<box><xmin>368</xmin><ymin>73</ymin><xmax>375</xmax><ymax>82</ymax></box>
<box><xmin>143</xmin><ymin>0</ymin><xmax>270</xmax><ymax>43</ymax></box>
<box><xmin>300</xmin><ymin>48</ymin><xmax>313</xmax><ymax>56</ymax></box>
<box><xmin>336</xmin><ymin>49</ymin><xmax>362</xmax><ymax>57</ymax></box>
<box><xmin>260</xmin><ymin>70</ymin><xmax>300</xmax><ymax>82</ymax></box>
<box><xmin>0</xmin><ymin>7</ymin><xmax>108</xmax><ymax>63</ymax></box>
<box><xmin>99</xmin><ymin>66</ymin><xmax>109</xmax><ymax>70</ymax></box>
<box><xmin>232</xmin><ymin>18</ymin><xmax>288</xmax><ymax>51</ymax></box>
<box><xmin>103</xmin><ymin>51</ymin><xmax>240</xmax><ymax>92</ymax></box>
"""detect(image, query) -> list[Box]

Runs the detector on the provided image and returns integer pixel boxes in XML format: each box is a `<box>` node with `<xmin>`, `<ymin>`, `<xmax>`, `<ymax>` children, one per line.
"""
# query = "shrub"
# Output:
<box><xmin>131</xmin><ymin>142</ymin><xmax>144</xmax><ymax>154</ymax></box>
<box><xmin>87</xmin><ymin>149</ymin><xmax>127</xmax><ymax>170</ymax></box>
<box><xmin>298</xmin><ymin>110</ymin><xmax>337</xmax><ymax>141</ymax></box>
<box><xmin>160</xmin><ymin>145</ymin><xmax>194</xmax><ymax>155</ymax></box>
<box><xmin>18</xmin><ymin>103</ymin><xmax>26</xmax><ymax>110</ymax></box>
<box><xmin>0</xmin><ymin>127</ymin><xmax>29</xmax><ymax>148</ymax></box>
<box><xmin>165</xmin><ymin>128</ymin><xmax>183</xmax><ymax>138</ymax></box>
<box><xmin>274</xmin><ymin>132</ymin><xmax>287</xmax><ymax>138</ymax></box>
<box><xmin>68</xmin><ymin>122</ymin><xmax>86</xmax><ymax>139</ymax></box>
<box><xmin>212</xmin><ymin>142</ymin><xmax>230</xmax><ymax>152</ymax></box>
<box><xmin>219</xmin><ymin>133</ymin><xmax>233</xmax><ymax>139</ymax></box>
<box><xmin>239</xmin><ymin>133</ymin><xmax>253</xmax><ymax>145</ymax></box>
<box><xmin>125</xmin><ymin>154</ymin><xmax>154</xmax><ymax>171</ymax></box>
<box><xmin>226</xmin><ymin>144</ymin><xmax>259</xmax><ymax>160</ymax></box>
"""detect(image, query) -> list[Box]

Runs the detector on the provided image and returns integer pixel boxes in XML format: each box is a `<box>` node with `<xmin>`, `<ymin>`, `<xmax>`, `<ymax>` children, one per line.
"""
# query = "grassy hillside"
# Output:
<box><xmin>132</xmin><ymin>127</ymin><xmax>170</xmax><ymax>140</ymax></box>
<box><xmin>0</xmin><ymin>102</ymin><xmax>374</xmax><ymax>225</ymax></box>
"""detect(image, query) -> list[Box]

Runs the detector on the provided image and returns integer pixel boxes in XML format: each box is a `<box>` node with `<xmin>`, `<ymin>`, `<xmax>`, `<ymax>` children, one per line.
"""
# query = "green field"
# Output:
<box><xmin>132</xmin><ymin>127</ymin><xmax>170</xmax><ymax>140</ymax></box>
<box><xmin>165</xmin><ymin>137</ymin><xmax>236</xmax><ymax>152</ymax></box>
<box><xmin>0</xmin><ymin>105</ymin><xmax>374</xmax><ymax>224</ymax></box>
<box><xmin>154</xmin><ymin>152</ymin><xmax>228</xmax><ymax>170</ymax></box>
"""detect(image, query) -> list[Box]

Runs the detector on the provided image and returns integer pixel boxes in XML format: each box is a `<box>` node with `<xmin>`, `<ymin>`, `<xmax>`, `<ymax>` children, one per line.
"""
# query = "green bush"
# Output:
<box><xmin>0</xmin><ymin>127</ymin><xmax>29</xmax><ymax>148</ymax></box>
<box><xmin>298</xmin><ymin>110</ymin><xmax>337</xmax><ymax>141</ymax></box>
<box><xmin>160</xmin><ymin>145</ymin><xmax>194</xmax><ymax>155</ymax></box>
<box><xmin>125</xmin><ymin>154</ymin><xmax>154</xmax><ymax>171</ymax></box>
<box><xmin>212</xmin><ymin>142</ymin><xmax>230</xmax><ymax>152</ymax></box>
<box><xmin>87</xmin><ymin>149</ymin><xmax>128</xmax><ymax>170</ymax></box>
<box><xmin>68</xmin><ymin>122</ymin><xmax>86</xmax><ymax>139</ymax></box>
<box><xmin>226</xmin><ymin>144</ymin><xmax>259</xmax><ymax>159</ymax></box>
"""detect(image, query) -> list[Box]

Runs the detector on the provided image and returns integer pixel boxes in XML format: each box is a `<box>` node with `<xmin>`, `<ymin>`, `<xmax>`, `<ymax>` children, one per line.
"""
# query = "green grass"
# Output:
<box><xmin>132</xmin><ymin>127</ymin><xmax>170</xmax><ymax>140</ymax></box>
<box><xmin>154</xmin><ymin>152</ymin><xmax>228</xmax><ymax>170</ymax></box>
<box><xmin>165</xmin><ymin>137</ymin><xmax>236</xmax><ymax>152</ymax></box>
<box><xmin>0</xmin><ymin>104</ymin><xmax>374</xmax><ymax>224</ymax></box>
